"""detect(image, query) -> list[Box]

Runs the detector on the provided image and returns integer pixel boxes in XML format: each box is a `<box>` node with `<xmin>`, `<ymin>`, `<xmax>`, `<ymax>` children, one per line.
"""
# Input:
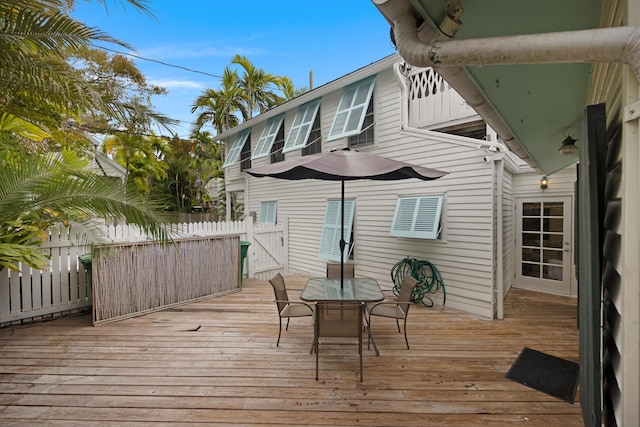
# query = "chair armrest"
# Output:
<box><xmin>366</xmin><ymin>301</ymin><xmax>407</xmax><ymax>315</ymax></box>
<box><xmin>367</xmin><ymin>301</ymin><xmax>398</xmax><ymax>309</ymax></box>
<box><xmin>274</xmin><ymin>300</ymin><xmax>314</xmax><ymax>310</ymax></box>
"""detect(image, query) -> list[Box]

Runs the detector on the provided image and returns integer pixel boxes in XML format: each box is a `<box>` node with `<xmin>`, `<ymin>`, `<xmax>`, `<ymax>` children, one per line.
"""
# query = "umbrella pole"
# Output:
<box><xmin>340</xmin><ymin>180</ymin><xmax>345</xmax><ymax>290</ymax></box>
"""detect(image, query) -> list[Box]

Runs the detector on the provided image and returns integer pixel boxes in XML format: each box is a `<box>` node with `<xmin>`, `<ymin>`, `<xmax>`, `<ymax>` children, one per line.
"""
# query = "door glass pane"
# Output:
<box><xmin>543</xmin><ymin>217</ymin><xmax>563</xmax><ymax>232</ymax></box>
<box><xmin>543</xmin><ymin>264</ymin><xmax>563</xmax><ymax>280</ymax></box>
<box><xmin>523</xmin><ymin>203</ymin><xmax>541</xmax><ymax>216</ymax></box>
<box><xmin>522</xmin><ymin>232</ymin><xmax>540</xmax><ymax>247</ymax></box>
<box><xmin>523</xmin><ymin>218</ymin><xmax>541</xmax><ymax>231</ymax></box>
<box><xmin>543</xmin><ymin>202</ymin><xmax>564</xmax><ymax>216</ymax></box>
<box><xmin>543</xmin><ymin>233</ymin><xmax>563</xmax><ymax>248</ymax></box>
<box><xmin>543</xmin><ymin>249</ymin><xmax>563</xmax><ymax>264</ymax></box>
<box><xmin>522</xmin><ymin>263</ymin><xmax>540</xmax><ymax>278</ymax></box>
<box><xmin>522</xmin><ymin>247</ymin><xmax>540</xmax><ymax>262</ymax></box>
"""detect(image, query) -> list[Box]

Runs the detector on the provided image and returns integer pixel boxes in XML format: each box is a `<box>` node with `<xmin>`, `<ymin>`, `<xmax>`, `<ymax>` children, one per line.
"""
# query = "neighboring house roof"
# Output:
<box><xmin>87</xmin><ymin>150</ymin><xmax>126</xmax><ymax>179</ymax></box>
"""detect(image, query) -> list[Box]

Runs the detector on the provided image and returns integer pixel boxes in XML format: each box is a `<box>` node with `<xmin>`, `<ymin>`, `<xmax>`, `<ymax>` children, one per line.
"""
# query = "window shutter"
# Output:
<box><xmin>222</xmin><ymin>130</ymin><xmax>250</xmax><ymax>167</ymax></box>
<box><xmin>260</xmin><ymin>202</ymin><xmax>277</xmax><ymax>224</ymax></box>
<box><xmin>319</xmin><ymin>199</ymin><xmax>355</xmax><ymax>262</ymax></box>
<box><xmin>390</xmin><ymin>195</ymin><xmax>443</xmax><ymax>239</ymax></box>
<box><xmin>283</xmin><ymin>100</ymin><xmax>321</xmax><ymax>153</ymax></box>
<box><xmin>252</xmin><ymin>115</ymin><xmax>284</xmax><ymax>159</ymax></box>
<box><xmin>328</xmin><ymin>77</ymin><xmax>375</xmax><ymax>141</ymax></box>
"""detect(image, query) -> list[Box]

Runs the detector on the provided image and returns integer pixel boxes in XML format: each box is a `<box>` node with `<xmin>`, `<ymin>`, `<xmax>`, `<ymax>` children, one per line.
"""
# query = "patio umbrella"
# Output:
<box><xmin>245</xmin><ymin>148</ymin><xmax>447</xmax><ymax>288</ymax></box>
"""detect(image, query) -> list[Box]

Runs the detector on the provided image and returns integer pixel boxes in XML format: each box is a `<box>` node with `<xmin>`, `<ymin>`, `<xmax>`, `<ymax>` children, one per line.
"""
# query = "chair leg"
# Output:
<box><xmin>315</xmin><ymin>338</ymin><xmax>319</xmax><ymax>380</ymax></box>
<box><xmin>276</xmin><ymin>317</ymin><xmax>282</xmax><ymax>347</ymax></box>
<box><xmin>359</xmin><ymin>340</ymin><xmax>363</xmax><ymax>382</ymax></box>
<box><xmin>285</xmin><ymin>318</ymin><xmax>290</xmax><ymax>331</ymax></box>
<box><xmin>365</xmin><ymin>315</ymin><xmax>380</xmax><ymax>356</ymax></box>
<box><xmin>403</xmin><ymin>317</ymin><xmax>410</xmax><ymax>350</ymax></box>
<box><xmin>395</xmin><ymin>318</ymin><xmax>401</xmax><ymax>333</ymax></box>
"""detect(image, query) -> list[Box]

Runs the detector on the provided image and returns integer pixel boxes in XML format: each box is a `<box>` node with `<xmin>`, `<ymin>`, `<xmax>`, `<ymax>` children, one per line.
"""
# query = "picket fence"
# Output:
<box><xmin>0</xmin><ymin>217</ymin><xmax>286</xmax><ymax>327</ymax></box>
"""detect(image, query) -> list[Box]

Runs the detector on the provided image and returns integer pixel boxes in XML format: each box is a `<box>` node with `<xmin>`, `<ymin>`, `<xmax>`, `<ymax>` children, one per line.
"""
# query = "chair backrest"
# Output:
<box><xmin>269</xmin><ymin>273</ymin><xmax>289</xmax><ymax>313</ymax></box>
<box><xmin>397</xmin><ymin>276</ymin><xmax>419</xmax><ymax>315</ymax></box>
<box><xmin>315</xmin><ymin>302</ymin><xmax>363</xmax><ymax>339</ymax></box>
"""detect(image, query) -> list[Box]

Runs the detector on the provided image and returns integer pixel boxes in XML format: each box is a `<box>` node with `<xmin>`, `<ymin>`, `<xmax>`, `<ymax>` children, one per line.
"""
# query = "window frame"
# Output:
<box><xmin>302</xmin><ymin>105</ymin><xmax>322</xmax><ymax>156</ymax></box>
<box><xmin>390</xmin><ymin>195</ymin><xmax>444</xmax><ymax>239</ymax></box>
<box><xmin>222</xmin><ymin>130</ymin><xmax>250</xmax><ymax>167</ymax></box>
<box><xmin>270</xmin><ymin>122</ymin><xmax>285</xmax><ymax>164</ymax></box>
<box><xmin>347</xmin><ymin>94</ymin><xmax>374</xmax><ymax>148</ymax></box>
<box><xmin>328</xmin><ymin>77</ymin><xmax>375</xmax><ymax>141</ymax></box>
<box><xmin>240</xmin><ymin>134</ymin><xmax>251</xmax><ymax>171</ymax></box>
<box><xmin>260</xmin><ymin>201</ymin><xmax>277</xmax><ymax>224</ymax></box>
<box><xmin>252</xmin><ymin>115</ymin><xmax>285</xmax><ymax>160</ymax></box>
<box><xmin>283</xmin><ymin>100</ymin><xmax>321</xmax><ymax>153</ymax></box>
<box><xmin>319</xmin><ymin>199</ymin><xmax>356</xmax><ymax>262</ymax></box>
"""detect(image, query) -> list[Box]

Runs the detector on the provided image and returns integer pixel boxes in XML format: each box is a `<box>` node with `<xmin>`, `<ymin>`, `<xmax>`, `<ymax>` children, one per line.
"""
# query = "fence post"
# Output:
<box><xmin>283</xmin><ymin>216</ymin><xmax>289</xmax><ymax>275</ymax></box>
<box><xmin>245</xmin><ymin>216</ymin><xmax>254</xmax><ymax>278</ymax></box>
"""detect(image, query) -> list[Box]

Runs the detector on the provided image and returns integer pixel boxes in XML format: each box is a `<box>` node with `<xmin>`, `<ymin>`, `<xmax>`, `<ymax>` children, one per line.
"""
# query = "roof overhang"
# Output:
<box><xmin>373</xmin><ymin>0</ymin><xmax>640</xmax><ymax>175</ymax></box>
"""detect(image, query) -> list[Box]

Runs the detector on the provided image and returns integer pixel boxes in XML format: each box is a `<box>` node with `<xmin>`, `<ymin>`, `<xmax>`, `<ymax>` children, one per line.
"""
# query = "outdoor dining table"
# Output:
<box><xmin>301</xmin><ymin>277</ymin><xmax>385</xmax><ymax>355</ymax></box>
<box><xmin>301</xmin><ymin>277</ymin><xmax>384</xmax><ymax>303</ymax></box>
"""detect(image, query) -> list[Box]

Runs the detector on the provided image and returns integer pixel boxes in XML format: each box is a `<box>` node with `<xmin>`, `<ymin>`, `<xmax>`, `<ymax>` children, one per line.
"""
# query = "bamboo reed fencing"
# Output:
<box><xmin>92</xmin><ymin>235</ymin><xmax>240</xmax><ymax>325</ymax></box>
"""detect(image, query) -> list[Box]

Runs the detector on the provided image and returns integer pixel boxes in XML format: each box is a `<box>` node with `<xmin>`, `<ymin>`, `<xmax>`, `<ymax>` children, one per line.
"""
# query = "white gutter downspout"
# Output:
<box><xmin>393</xmin><ymin>61</ymin><xmax>506</xmax><ymax>319</ymax></box>
<box><xmin>377</xmin><ymin>3</ymin><xmax>640</xmax><ymax>169</ymax></box>
<box><xmin>496</xmin><ymin>157</ymin><xmax>504</xmax><ymax>320</ymax></box>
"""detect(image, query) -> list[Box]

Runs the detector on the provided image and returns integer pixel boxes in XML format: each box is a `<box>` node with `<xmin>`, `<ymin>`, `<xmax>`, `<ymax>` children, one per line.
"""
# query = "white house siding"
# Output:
<box><xmin>501</xmin><ymin>167</ymin><xmax>515</xmax><ymax>298</ymax></box>
<box><xmin>512</xmin><ymin>166</ymin><xmax>576</xmax><ymax>196</ymax></box>
<box><xmin>226</xmin><ymin>58</ymin><xmax>508</xmax><ymax>318</ymax></box>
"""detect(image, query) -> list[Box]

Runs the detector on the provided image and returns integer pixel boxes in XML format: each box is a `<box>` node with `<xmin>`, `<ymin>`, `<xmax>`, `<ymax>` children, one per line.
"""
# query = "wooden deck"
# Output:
<box><xmin>0</xmin><ymin>274</ymin><xmax>583</xmax><ymax>426</ymax></box>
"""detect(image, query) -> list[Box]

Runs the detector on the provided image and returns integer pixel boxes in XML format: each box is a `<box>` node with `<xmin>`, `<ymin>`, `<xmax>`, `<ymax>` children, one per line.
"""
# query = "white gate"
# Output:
<box><xmin>245</xmin><ymin>217</ymin><xmax>288</xmax><ymax>280</ymax></box>
<box><xmin>0</xmin><ymin>217</ymin><xmax>289</xmax><ymax>326</ymax></box>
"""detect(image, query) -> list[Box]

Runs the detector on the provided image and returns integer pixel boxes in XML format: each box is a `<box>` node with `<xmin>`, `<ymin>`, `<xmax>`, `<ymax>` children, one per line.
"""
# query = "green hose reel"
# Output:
<box><xmin>390</xmin><ymin>257</ymin><xmax>446</xmax><ymax>307</ymax></box>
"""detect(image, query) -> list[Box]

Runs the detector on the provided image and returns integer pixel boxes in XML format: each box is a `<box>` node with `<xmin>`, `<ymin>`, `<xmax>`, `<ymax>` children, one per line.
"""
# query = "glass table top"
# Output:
<box><xmin>300</xmin><ymin>277</ymin><xmax>384</xmax><ymax>302</ymax></box>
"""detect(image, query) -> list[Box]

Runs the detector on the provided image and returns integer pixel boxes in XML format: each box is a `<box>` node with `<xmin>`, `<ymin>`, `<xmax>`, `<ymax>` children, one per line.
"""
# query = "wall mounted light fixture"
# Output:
<box><xmin>559</xmin><ymin>127</ymin><xmax>580</xmax><ymax>155</ymax></box>
<box><xmin>540</xmin><ymin>176</ymin><xmax>548</xmax><ymax>190</ymax></box>
<box><xmin>559</xmin><ymin>135</ymin><xmax>579</xmax><ymax>155</ymax></box>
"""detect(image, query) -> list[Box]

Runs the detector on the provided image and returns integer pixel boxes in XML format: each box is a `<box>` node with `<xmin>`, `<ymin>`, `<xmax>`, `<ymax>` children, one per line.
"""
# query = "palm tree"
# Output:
<box><xmin>0</xmin><ymin>1</ymin><xmax>174</xmax><ymax>271</ymax></box>
<box><xmin>0</xmin><ymin>0</ymin><xmax>152</xmax><ymax>134</ymax></box>
<box><xmin>102</xmin><ymin>132</ymin><xmax>169</xmax><ymax>195</ymax></box>
<box><xmin>192</xmin><ymin>67</ymin><xmax>249</xmax><ymax>134</ymax></box>
<box><xmin>276</xmin><ymin>76</ymin><xmax>308</xmax><ymax>101</ymax></box>
<box><xmin>0</xmin><ymin>150</ymin><xmax>172</xmax><ymax>271</ymax></box>
<box><xmin>230</xmin><ymin>54</ymin><xmax>282</xmax><ymax>118</ymax></box>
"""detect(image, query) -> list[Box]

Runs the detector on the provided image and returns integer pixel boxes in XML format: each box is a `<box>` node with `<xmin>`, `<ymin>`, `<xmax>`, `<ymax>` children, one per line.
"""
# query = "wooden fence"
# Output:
<box><xmin>0</xmin><ymin>218</ymin><xmax>286</xmax><ymax>327</ymax></box>
<box><xmin>92</xmin><ymin>235</ymin><xmax>239</xmax><ymax>325</ymax></box>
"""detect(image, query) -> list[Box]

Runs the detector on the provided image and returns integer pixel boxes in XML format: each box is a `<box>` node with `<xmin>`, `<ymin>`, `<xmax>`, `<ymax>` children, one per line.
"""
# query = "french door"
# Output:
<box><xmin>515</xmin><ymin>196</ymin><xmax>573</xmax><ymax>295</ymax></box>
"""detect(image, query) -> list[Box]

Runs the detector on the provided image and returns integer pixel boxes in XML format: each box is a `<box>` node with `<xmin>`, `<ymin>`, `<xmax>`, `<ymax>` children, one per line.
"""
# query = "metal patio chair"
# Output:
<box><xmin>313</xmin><ymin>301</ymin><xmax>365</xmax><ymax>382</ymax></box>
<box><xmin>268</xmin><ymin>273</ymin><xmax>313</xmax><ymax>347</ymax></box>
<box><xmin>366</xmin><ymin>275</ymin><xmax>419</xmax><ymax>351</ymax></box>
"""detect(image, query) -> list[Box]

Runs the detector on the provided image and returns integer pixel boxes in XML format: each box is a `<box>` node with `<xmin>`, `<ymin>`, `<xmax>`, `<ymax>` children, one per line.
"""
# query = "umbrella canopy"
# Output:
<box><xmin>245</xmin><ymin>148</ymin><xmax>446</xmax><ymax>181</ymax></box>
<box><xmin>245</xmin><ymin>148</ymin><xmax>447</xmax><ymax>287</ymax></box>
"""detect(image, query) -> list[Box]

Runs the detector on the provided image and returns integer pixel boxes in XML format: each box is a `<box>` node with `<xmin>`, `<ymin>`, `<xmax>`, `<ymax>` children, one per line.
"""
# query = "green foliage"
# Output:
<box><xmin>191</xmin><ymin>58</ymin><xmax>307</xmax><ymax>136</ymax></box>
<box><xmin>0</xmin><ymin>149</ymin><xmax>173</xmax><ymax>271</ymax></box>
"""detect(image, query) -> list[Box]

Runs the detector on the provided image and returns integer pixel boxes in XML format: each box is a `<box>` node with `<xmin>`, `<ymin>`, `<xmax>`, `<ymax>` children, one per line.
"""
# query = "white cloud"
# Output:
<box><xmin>150</xmin><ymin>79</ymin><xmax>204</xmax><ymax>90</ymax></box>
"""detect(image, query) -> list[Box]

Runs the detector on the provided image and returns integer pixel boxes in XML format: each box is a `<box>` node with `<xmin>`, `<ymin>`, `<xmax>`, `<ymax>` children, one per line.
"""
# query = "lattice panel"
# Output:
<box><xmin>409</xmin><ymin>68</ymin><xmax>447</xmax><ymax>100</ymax></box>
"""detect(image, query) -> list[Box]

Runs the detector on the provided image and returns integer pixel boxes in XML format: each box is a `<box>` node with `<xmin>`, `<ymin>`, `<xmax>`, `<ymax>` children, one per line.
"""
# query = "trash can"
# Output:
<box><xmin>240</xmin><ymin>241</ymin><xmax>251</xmax><ymax>284</ymax></box>
<box><xmin>78</xmin><ymin>253</ymin><xmax>92</xmax><ymax>285</ymax></box>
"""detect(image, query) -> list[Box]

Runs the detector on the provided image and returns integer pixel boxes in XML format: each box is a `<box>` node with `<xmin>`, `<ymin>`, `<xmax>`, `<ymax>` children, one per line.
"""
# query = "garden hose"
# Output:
<box><xmin>390</xmin><ymin>257</ymin><xmax>446</xmax><ymax>307</ymax></box>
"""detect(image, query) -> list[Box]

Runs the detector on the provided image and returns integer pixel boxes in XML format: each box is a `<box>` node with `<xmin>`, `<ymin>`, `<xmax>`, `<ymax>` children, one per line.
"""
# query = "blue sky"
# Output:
<box><xmin>72</xmin><ymin>1</ymin><xmax>396</xmax><ymax>138</ymax></box>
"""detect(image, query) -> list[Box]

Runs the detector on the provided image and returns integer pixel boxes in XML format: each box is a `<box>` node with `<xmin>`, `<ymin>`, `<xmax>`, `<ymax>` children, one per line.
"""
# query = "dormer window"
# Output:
<box><xmin>328</xmin><ymin>77</ymin><xmax>375</xmax><ymax>141</ymax></box>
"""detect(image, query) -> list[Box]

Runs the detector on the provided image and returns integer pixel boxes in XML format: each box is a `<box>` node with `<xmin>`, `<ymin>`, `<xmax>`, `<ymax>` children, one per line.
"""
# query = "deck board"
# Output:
<box><xmin>0</xmin><ymin>274</ymin><xmax>583</xmax><ymax>426</ymax></box>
